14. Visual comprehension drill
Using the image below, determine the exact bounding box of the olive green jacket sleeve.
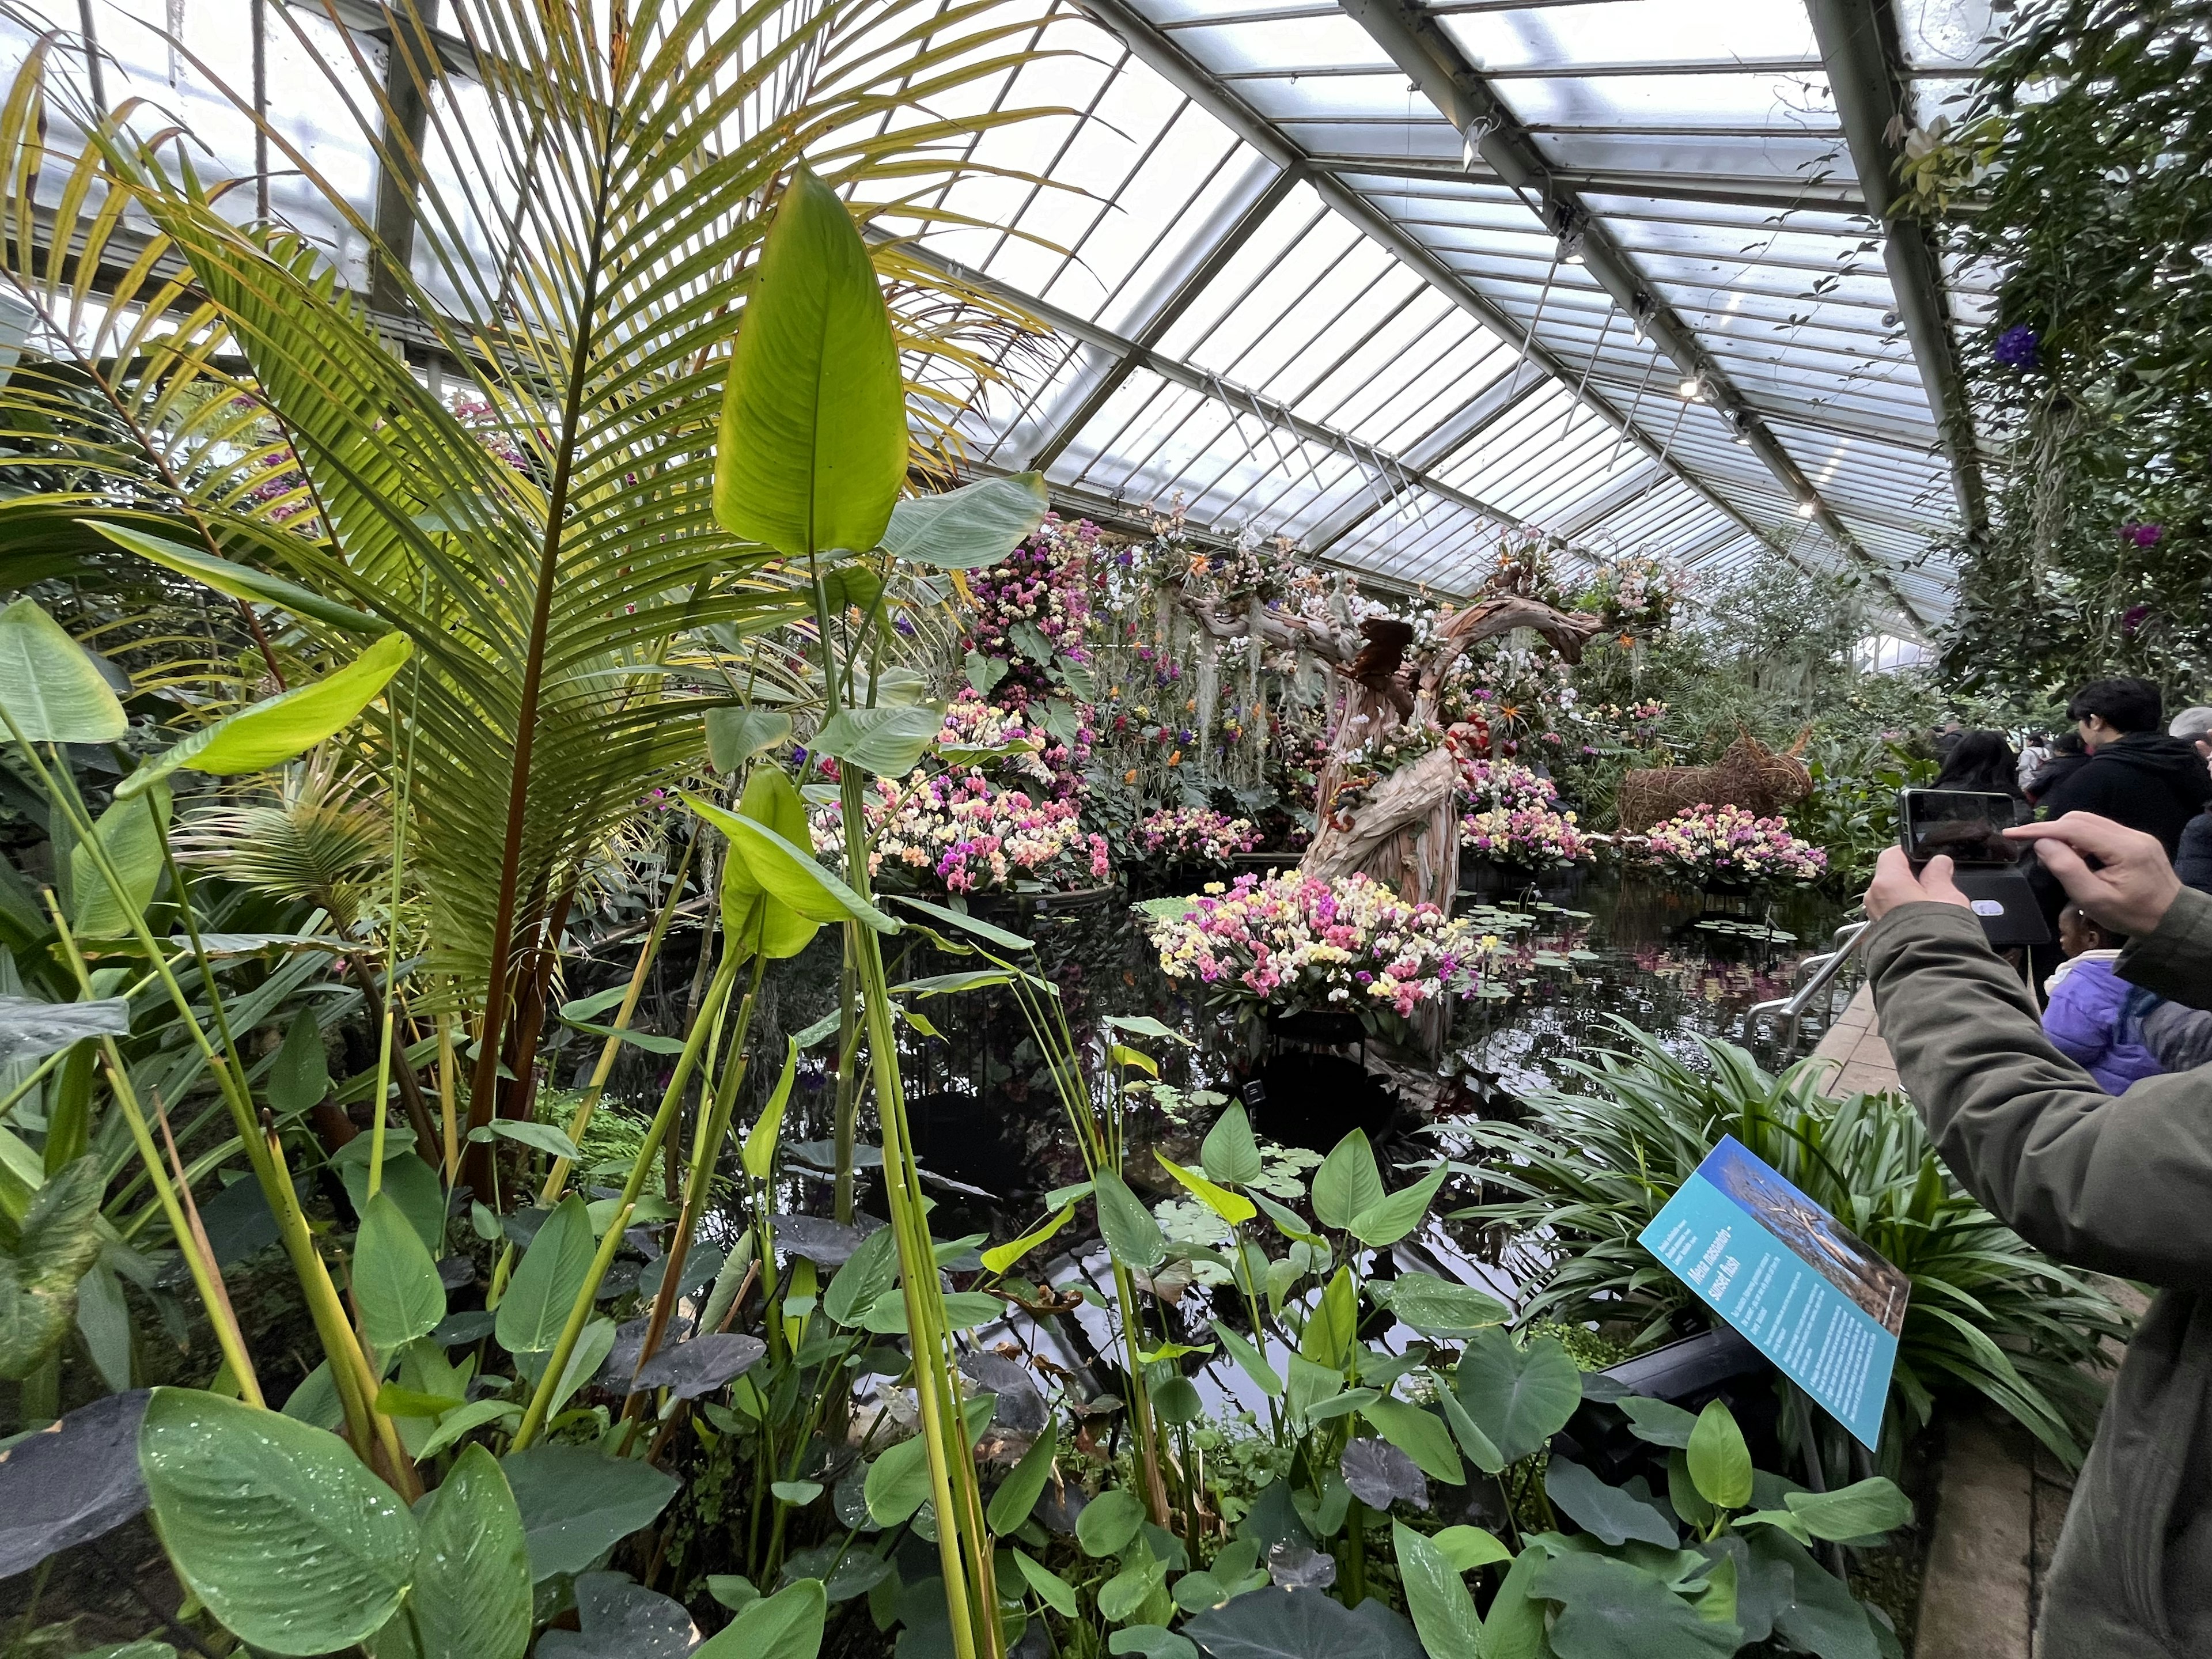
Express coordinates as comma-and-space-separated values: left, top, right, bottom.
1865, 893, 2212, 1286
2115, 882, 2212, 1011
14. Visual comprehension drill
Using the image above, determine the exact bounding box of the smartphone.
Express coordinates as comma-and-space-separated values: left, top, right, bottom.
1898, 789, 2021, 869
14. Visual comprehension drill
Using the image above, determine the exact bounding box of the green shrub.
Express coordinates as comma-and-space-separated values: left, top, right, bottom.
1465, 1022, 2130, 1468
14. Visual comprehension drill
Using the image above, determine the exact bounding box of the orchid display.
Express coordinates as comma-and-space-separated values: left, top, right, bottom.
1460, 804, 1595, 869
814, 769, 1111, 894
1147, 869, 1482, 1038
1624, 802, 1828, 887
1135, 806, 1263, 865
1456, 756, 1559, 813
963, 513, 1097, 706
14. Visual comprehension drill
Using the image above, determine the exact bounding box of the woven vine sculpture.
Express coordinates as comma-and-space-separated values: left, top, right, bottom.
1615, 729, 1812, 833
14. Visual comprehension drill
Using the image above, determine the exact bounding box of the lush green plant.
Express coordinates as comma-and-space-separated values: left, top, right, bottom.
1795, 744, 1936, 887
953, 1112, 1909, 1659
1912, 0, 2212, 698
1465, 1024, 2130, 1468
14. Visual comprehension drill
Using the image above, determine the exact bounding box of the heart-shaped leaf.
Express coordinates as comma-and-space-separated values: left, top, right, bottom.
631, 1333, 766, 1400
1341, 1438, 1428, 1512
1542, 1457, 1680, 1548
1452, 1328, 1582, 1465
1383, 1273, 1509, 1339
1619, 1396, 1699, 1449
1686, 1401, 1753, 1512
1359, 1397, 1463, 1486
537, 1571, 697, 1659
501, 1445, 680, 1582
1310, 1131, 1384, 1233
1199, 1103, 1263, 1187
707, 707, 794, 772
1093, 1168, 1168, 1272
1531, 1551, 1739, 1659
0, 1388, 148, 1579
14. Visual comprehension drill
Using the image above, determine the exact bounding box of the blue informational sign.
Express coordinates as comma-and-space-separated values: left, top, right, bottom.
1638, 1136, 1908, 1450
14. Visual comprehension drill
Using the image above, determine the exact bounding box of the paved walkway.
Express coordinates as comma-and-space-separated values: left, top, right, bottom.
1810, 983, 1900, 1096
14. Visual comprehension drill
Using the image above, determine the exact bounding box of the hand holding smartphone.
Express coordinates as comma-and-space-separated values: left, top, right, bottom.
1896, 789, 2050, 946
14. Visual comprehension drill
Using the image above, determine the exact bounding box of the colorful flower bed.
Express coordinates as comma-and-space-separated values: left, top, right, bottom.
1624, 803, 1828, 888
1460, 805, 1594, 869
1147, 869, 1479, 1037
1136, 806, 1263, 865
1456, 757, 1559, 813
814, 771, 1110, 895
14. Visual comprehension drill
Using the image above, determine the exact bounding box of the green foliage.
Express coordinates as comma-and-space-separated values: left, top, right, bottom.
1927, 0, 2212, 696
1468, 1022, 2131, 1465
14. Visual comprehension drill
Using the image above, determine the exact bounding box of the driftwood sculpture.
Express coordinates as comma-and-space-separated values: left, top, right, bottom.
1172, 581, 1601, 914
1614, 729, 1812, 834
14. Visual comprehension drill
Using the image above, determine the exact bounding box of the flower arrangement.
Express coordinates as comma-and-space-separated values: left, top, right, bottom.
1580, 551, 1688, 641
963, 514, 1096, 704
1456, 757, 1558, 813
935, 691, 1086, 799
1136, 806, 1263, 865
1460, 805, 1593, 869
1624, 803, 1828, 888
814, 771, 1110, 895
1147, 869, 1479, 1037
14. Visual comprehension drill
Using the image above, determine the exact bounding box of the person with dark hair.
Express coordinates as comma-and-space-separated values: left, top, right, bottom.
2034, 676, 2211, 854
2016, 730, 2054, 791
1932, 729, 2025, 803
2025, 728, 2090, 804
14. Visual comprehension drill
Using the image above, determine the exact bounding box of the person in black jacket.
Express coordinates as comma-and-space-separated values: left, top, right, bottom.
2035, 677, 2212, 855
2025, 729, 2090, 804
2168, 707, 2212, 894
1932, 729, 2026, 805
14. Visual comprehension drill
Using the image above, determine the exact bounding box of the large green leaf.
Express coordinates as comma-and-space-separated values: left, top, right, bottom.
1685, 1401, 1752, 1512
1199, 1103, 1263, 1187
500, 1445, 680, 1582
1075, 1486, 1145, 1558
862, 1435, 931, 1527
353, 1191, 446, 1350
714, 166, 906, 558
71, 783, 171, 941
1533, 1552, 1740, 1659
1209, 1317, 1283, 1397
0, 1155, 105, 1379
1777, 1478, 1911, 1543
1453, 1328, 1583, 1465
1180, 1585, 1423, 1659
1482, 1549, 1555, 1659
987, 1418, 1059, 1534
706, 767, 819, 960
1347, 1167, 1448, 1248
707, 707, 794, 772
1310, 1131, 1384, 1232
1093, 1168, 1168, 1272
1384, 1273, 1509, 1339
1361, 1397, 1464, 1485
0, 995, 131, 1067
406, 1444, 531, 1659
1392, 1521, 1483, 1659
0, 598, 126, 743
688, 794, 895, 932
692, 1578, 828, 1659
981, 1204, 1075, 1277
84, 523, 388, 635
116, 632, 413, 800
1541, 1459, 1679, 1548
821, 1225, 899, 1327
742, 1039, 800, 1179
881, 474, 1051, 568
493, 1194, 593, 1356
810, 705, 944, 777
139, 1388, 417, 1655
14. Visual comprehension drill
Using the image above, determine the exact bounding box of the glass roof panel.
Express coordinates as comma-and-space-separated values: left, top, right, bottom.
1437, 0, 1819, 71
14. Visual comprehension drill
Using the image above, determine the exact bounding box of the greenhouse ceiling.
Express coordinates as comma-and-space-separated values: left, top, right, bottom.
9, 0, 1999, 634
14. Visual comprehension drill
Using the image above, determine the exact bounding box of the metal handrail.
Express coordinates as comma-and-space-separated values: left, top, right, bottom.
1743, 920, 1870, 1056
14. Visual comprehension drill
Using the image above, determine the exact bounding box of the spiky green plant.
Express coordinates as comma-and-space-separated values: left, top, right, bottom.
1465, 1020, 2131, 1467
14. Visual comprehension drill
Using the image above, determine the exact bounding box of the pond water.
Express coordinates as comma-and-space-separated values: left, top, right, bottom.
700, 865, 1853, 1238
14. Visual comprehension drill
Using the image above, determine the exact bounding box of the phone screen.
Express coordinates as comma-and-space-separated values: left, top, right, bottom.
1900, 789, 2019, 867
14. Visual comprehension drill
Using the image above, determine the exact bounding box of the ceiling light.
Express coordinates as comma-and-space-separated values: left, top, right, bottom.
1678, 377, 1702, 400
1797, 498, 1819, 517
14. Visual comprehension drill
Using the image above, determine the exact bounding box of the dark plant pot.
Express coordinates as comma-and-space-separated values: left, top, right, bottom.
1263, 1006, 1369, 1049
1228, 850, 1300, 875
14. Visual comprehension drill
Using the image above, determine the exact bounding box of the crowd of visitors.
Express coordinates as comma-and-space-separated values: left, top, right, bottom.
1863, 675, 2212, 1658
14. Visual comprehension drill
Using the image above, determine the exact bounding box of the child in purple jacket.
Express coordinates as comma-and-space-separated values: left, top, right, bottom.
2043, 904, 2165, 1092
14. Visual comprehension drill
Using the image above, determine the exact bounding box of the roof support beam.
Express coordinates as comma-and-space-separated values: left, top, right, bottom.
1026, 157, 1305, 469
1335, 0, 1929, 630
893, 237, 1520, 532
1302, 365, 1545, 552
1805, 0, 1988, 535
1066, 0, 1869, 610
365, 2, 443, 319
